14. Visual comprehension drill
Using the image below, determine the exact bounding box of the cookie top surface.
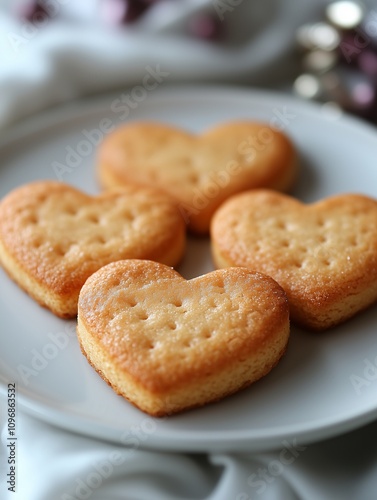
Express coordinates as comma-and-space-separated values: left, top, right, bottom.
0, 181, 185, 296
78, 259, 289, 393
211, 189, 377, 307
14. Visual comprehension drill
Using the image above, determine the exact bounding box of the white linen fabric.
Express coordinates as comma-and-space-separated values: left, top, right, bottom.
0, 0, 326, 129
1, 1, 377, 499
2, 413, 377, 500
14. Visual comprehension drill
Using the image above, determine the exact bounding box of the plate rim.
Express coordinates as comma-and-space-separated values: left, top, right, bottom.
2, 378, 377, 452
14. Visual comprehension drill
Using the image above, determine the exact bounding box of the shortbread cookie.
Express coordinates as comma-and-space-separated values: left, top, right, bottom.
211, 190, 377, 330
77, 260, 289, 416
98, 121, 297, 234
0, 181, 185, 318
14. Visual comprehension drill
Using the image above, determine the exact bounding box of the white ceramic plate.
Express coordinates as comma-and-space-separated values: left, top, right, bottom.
1, 86, 377, 452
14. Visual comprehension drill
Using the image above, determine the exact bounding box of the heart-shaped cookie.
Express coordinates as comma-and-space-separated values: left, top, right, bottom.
77, 260, 289, 416
98, 121, 297, 234
211, 189, 377, 330
0, 181, 185, 318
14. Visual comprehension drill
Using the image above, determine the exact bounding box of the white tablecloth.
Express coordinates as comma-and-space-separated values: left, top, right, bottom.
3, 413, 377, 500
1, 1, 377, 498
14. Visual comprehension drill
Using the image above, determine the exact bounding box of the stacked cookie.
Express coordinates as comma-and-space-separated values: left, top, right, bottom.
1, 120, 376, 416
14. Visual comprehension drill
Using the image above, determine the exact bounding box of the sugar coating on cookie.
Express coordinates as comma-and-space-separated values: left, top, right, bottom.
211, 189, 377, 330
0, 181, 186, 318
77, 260, 290, 416
98, 121, 297, 234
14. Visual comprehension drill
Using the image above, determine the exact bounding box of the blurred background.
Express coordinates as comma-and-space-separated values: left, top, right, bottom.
1, 0, 377, 129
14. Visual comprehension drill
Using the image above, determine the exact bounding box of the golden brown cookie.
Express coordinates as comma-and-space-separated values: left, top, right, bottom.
0, 181, 185, 318
77, 260, 290, 416
211, 189, 377, 330
98, 121, 297, 234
